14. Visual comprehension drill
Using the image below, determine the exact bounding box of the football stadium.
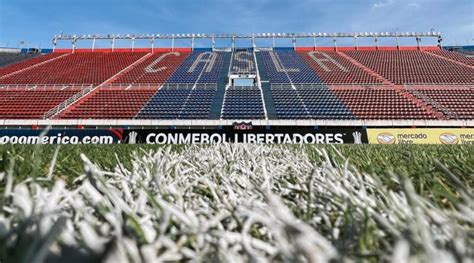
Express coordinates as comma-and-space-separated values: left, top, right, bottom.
0, 0, 473, 262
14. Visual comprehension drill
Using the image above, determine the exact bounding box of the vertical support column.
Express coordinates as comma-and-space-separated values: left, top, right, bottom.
131, 37, 135, 52
231, 36, 235, 51
416, 36, 421, 50
72, 38, 77, 53
396, 36, 400, 50
111, 38, 115, 52
292, 36, 296, 50
212, 35, 215, 49
92, 38, 96, 51
151, 37, 155, 52
333, 38, 338, 52
437, 35, 443, 49
171, 35, 175, 51
354, 36, 358, 50
313, 36, 317, 51
191, 35, 195, 51
252, 35, 255, 49
272, 36, 276, 48
52, 38, 57, 52
375, 37, 379, 50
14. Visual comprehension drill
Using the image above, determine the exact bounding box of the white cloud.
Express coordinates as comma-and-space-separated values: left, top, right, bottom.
372, 0, 395, 9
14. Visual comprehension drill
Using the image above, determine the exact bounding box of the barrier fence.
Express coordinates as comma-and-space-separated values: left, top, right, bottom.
0, 127, 472, 145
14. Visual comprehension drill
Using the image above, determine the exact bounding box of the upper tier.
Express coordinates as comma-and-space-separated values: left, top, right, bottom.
0, 48, 472, 85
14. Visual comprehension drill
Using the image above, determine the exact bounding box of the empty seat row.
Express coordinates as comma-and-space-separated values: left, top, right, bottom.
222, 86, 265, 119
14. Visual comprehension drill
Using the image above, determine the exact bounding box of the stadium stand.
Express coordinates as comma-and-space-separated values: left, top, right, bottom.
111, 52, 190, 85
0, 86, 81, 119
221, 86, 265, 119
0, 46, 472, 121
0, 52, 147, 85
136, 86, 216, 119
270, 86, 310, 119
0, 53, 64, 77
0, 52, 39, 68
407, 86, 474, 120
259, 51, 322, 84
295, 85, 355, 119
427, 50, 474, 66
298, 51, 383, 84
330, 86, 438, 119
167, 52, 226, 84
58, 87, 158, 119
230, 51, 256, 74
343, 50, 474, 84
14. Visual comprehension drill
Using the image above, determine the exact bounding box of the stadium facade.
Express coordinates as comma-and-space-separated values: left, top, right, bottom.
0, 32, 472, 144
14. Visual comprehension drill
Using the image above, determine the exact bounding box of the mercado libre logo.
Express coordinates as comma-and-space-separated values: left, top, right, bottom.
376, 132, 396, 144
439, 133, 459, 145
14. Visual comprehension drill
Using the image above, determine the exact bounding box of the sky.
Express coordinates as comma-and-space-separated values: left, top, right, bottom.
0, 0, 473, 49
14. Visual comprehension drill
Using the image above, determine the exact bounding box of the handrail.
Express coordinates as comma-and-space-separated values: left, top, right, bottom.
43, 85, 94, 119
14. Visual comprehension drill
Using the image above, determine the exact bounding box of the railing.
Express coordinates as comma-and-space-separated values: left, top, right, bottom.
161, 83, 218, 89
0, 84, 92, 90
43, 85, 94, 119
404, 84, 459, 120
101, 83, 161, 89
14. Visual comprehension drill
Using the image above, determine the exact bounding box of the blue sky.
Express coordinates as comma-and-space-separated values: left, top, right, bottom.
0, 0, 473, 49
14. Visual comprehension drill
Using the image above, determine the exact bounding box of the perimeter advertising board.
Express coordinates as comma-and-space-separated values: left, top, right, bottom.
0, 126, 367, 145
367, 128, 474, 145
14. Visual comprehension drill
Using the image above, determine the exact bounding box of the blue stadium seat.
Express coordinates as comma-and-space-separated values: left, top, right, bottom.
136, 86, 216, 119
166, 51, 226, 84
222, 86, 265, 119
259, 51, 322, 84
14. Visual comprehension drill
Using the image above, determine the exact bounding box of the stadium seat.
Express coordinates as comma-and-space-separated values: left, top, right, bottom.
258, 51, 322, 84
407, 86, 474, 120
221, 86, 265, 119
298, 51, 382, 84
0, 53, 64, 77
330, 86, 437, 120
0, 86, 81, 119
58, 87, 158, 119
230, 51, 257, 74
111, 52, 190, 85
0, 52, 147, 85
343, 50, 474, 84
166, 51, 227, 84
427, 50, 474, 66
136, 86, 216, 119
0, 52, 39, 68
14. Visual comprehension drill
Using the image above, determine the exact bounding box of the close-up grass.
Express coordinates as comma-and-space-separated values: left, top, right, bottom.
0, 144, 473, 262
